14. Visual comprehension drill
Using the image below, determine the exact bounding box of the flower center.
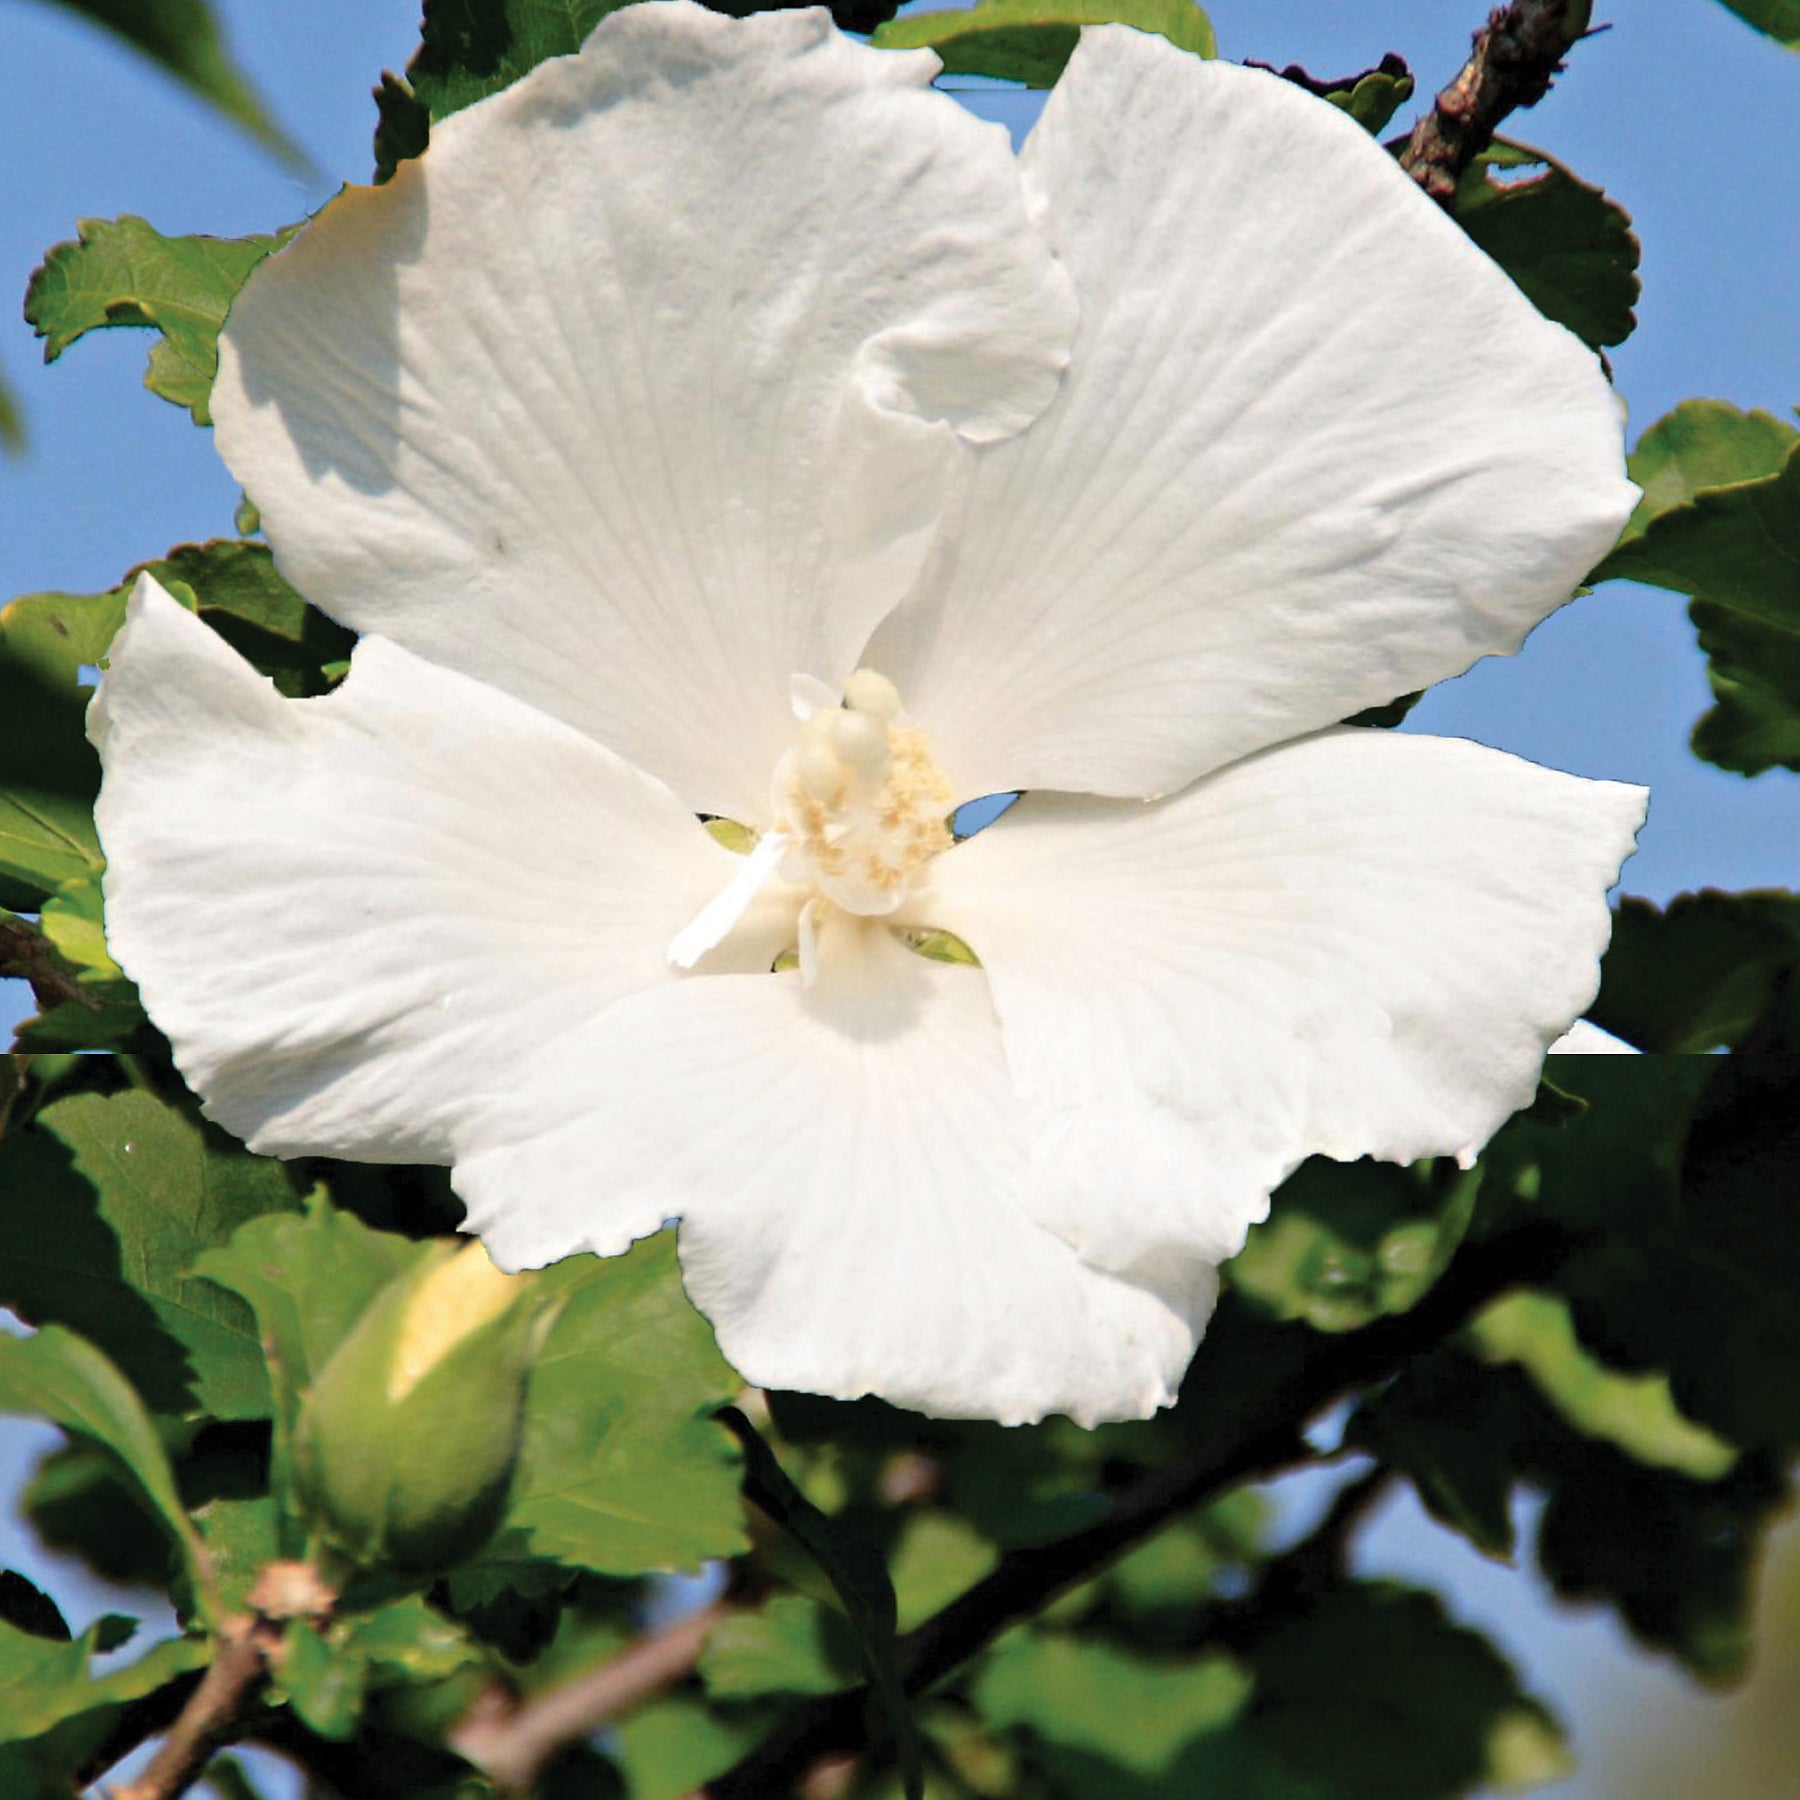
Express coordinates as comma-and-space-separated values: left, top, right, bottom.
771, 668, 954, 917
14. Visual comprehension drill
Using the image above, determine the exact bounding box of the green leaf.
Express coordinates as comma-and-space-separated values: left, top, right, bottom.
612, 1692, 766, 1800
194, 1194, 431, 1550
699, 1593, 862, 1698
0, 1615, 206, 1750
1596, 440, 1800, 620
372, 0, 633, 179
1467, 1291, 1735, 1482
1453, 140, 1639, 350
11, 875, 149, 1052
373, 2, 932, 178
25, 217, 294, 424
279, 1619, 367, 1740
872, 0, 1214, 86
1592, 422, 1800, 774
1609, 399, 1797, 549
1239, 1582, 1557, 1800
501, 1236, 747, 1576
1249, 54, 1414, 136
724, 1405, 923, 1798
1228, 1156, 1477, 1333
0, 1088, 301, 1418
0, 1327, 214, 1619
973, 1633, 1250, 1775
1356, 1351, 1789, 1681
1689, 595, 1800, 776
1593, 889, 1800, 1052
1716, 0, 1800, 48
0, 534, 343, 907
46, 1, 304, 161
0, 598, 107, 909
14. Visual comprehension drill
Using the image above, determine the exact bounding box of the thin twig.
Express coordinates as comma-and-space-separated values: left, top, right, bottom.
0, 914, 95, 1016
1398, 1, 1594, 205
701, 1219, 1576, 1797
450, 1598, 732, 1794
110, 1616, 284, 1800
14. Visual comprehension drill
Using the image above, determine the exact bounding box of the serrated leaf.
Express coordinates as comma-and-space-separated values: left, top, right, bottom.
873, 0, 1213, 86
47, 1, 303, 161
501, 1235, 746, 1575
973, 1633, 1250, 1774
1610, 399, 1797, 549
1356, 1351, 1789, 1681
1717, 0, 1800, 47
699, 1593, 861, 1698
0, 1614, 206, 1754
0, 1327, 213, 1619
194, 1196, 431, 1548
1454, 140, 1638, 350
1251, 54, 1414, 135
0, 1089, 300, 1418
25, 217, 293, 424
1596, 440, 1800, 620
372, 0, 634, 179
1594, 889, 1800, 1052
1593, 428, 1800, 774
1688, 595, 1800, 776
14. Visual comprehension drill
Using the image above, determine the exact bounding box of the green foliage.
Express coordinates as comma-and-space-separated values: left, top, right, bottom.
501, 1238, 748, 1575
1251, 54, 1415, 135
9, 876, 149, 1051
726, 1406, 924, 1794
0, 1087, 300, 1418
0, 1327, 215, 1620
872, 0, 1214, 86
1230, 1156, 1478, 1332
42, 0, 303, 161
699, 1592, 862, 1697
1595, 413, 1800, 774
1611, 399, 1798, 547
9, 5, 1800, 1795
1716, 0, 1800, 48
0, 538, 349, 917
1454, 140, 1639, 350
25, 217, 293, 425
1594, 889, 1800, 1051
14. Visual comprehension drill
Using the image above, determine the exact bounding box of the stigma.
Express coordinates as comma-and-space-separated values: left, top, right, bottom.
772, 668, 954, 916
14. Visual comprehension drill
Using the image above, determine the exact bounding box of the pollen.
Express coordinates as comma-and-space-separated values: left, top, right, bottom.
772, 668, 954, 916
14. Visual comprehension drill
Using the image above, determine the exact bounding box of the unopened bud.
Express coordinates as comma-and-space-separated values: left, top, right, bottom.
294, 1242, 551, 1572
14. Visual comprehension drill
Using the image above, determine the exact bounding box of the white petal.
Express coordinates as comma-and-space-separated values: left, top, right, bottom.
909, 729, 1646, 1270
868, 31, 1635, 802
1548, 1020, 1640, 1054
212, 1, 1074, 824
90, 574, 786, 1162
456, 913, 1214, 1426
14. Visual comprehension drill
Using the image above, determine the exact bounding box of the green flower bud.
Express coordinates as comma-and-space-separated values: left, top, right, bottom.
293, 1241, 550, 1573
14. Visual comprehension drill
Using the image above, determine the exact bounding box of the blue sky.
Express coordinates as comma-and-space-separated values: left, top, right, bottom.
1, 3, 1797, 1794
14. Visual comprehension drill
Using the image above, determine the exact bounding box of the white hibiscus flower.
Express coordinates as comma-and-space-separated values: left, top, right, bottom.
89, 2, 1644, 1426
